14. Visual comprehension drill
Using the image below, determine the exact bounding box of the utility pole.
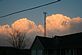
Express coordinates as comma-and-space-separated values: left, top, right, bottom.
43, 12, 47, 37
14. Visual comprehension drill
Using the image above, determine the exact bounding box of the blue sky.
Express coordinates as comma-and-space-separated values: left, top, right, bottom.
0, 0, 82, 25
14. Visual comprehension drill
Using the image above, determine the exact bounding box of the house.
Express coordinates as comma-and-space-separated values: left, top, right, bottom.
31, 32, 82, 55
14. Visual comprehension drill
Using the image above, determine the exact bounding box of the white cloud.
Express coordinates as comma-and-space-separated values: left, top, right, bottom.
0, 14, 82, 48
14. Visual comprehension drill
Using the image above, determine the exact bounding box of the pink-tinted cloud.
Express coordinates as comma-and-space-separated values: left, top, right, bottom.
46, 14, 71, 36
0, 14, 82, 48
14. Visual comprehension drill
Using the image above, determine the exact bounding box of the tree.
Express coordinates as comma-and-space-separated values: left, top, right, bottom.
8, 28, 26, 49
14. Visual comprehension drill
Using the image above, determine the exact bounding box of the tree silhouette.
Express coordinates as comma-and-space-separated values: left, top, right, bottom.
8, 28, 26, 49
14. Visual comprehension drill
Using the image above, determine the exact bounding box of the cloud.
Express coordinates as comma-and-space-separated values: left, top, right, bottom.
0, 14, 82, 48
12, 18, 36, 32
12, 18, 44, 37
46, 14, 71, 36
0, 24, 11, 36
11, 18, 44, 48
69, 17, 82, 34
45, 14, 82, 36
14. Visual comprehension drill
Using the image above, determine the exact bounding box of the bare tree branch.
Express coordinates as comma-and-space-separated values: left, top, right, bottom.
7, 28, 26, 49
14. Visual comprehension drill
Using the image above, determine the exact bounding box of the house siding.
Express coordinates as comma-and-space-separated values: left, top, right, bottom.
31, 37, 44, 55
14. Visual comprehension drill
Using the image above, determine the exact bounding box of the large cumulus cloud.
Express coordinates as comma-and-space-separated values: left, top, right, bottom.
46, 14, 82, 36
0, 14, 82, 48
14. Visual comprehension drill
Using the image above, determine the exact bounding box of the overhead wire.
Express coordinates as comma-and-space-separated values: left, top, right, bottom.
0, 0, 60, 18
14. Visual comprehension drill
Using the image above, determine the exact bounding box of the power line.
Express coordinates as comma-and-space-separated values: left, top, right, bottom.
0, 0, 61, 18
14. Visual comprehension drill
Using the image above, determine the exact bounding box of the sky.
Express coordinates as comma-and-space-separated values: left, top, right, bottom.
0, 0, 82, 25
0, 0, 82, 48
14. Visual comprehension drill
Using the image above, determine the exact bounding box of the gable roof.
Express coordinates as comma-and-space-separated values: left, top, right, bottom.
31, 36, 61, 49
31, 32, 82, 49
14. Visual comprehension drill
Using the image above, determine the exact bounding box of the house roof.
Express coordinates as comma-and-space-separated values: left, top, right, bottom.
36, 36, 61, 49
31, 32, 82, 49
60, 32, 82, 48
55, 32, 82, 39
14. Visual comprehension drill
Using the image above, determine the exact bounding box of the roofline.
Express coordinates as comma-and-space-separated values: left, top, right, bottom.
30, 36, 43, 49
